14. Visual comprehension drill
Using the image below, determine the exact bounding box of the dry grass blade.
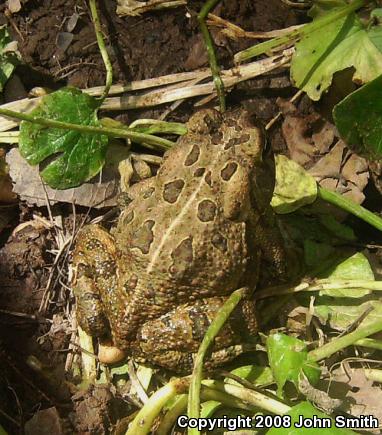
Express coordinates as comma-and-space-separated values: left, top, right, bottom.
0, 50, 293, 132
104, 49, 293, 110
116, 0, 187, 16
207, 13, 303, 40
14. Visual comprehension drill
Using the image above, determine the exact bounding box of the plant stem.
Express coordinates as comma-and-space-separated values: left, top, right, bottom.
308, 317, 382, 362
318, 186, 382, 232
157, 394, 188, 435
364, 369, 382, 383
234, 0, 365, 63
89, 0, 113, 100
0, 107, 173, 151
207, 380, 291, 415
355, 338, 382, 351
187, 287, 247, 435
126, 378, 190, 435
255, 279, 382, 300
198, 0, 226, 112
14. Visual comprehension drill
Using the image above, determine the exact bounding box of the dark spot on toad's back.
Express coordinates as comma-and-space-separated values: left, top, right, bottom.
221, 162, 238, 181
163, 179, 185, 203
184, 145, 200, 166
197, 200, 217, 222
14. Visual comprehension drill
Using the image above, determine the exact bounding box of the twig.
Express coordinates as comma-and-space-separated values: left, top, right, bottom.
265, 89, 303, 130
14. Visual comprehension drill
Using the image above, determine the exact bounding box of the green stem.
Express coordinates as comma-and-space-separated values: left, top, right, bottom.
308, 317, 382, 362
364, 369, 382, 383
234, 0, 365, 63
157, 394, 188, 435
89, 0, 113, 100
198, 0, 226, 112
0, 107, 173, 151
201, 384, 254, 411
206, 380, 291, 415
255, 279, 382, 300
318, 186, 382, 232
126, 378, 190, 435
355, 338, 382, 351
187, 287, 247, 435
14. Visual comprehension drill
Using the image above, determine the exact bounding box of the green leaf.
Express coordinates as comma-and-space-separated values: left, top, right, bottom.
315, 297, 382, 331
267, 401, 357, 434
271, 155, 317, 214
0, 25, 20, 93
291, 8, 382, 100
317, 213, 355, 241
333, 73, 382, 159
319, 252, 374, 296
304, 240, 335, 268
200, 401, 221, 418
308, 0, 347, 17
267, 333, 321, 396
19, 87, 109, 189
313, 253, 380, 330
227, 365, 274, 387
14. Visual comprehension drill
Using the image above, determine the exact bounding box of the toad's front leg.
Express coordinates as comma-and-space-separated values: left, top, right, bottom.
72, 224, 129, 360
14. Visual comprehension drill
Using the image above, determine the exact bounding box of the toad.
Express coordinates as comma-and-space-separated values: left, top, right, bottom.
72, 109, 287, 372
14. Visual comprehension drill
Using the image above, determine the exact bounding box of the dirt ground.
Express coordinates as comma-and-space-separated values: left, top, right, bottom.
1, 1, 380, 434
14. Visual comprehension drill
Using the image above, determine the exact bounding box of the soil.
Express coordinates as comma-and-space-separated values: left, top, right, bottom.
1, 1, 380, 434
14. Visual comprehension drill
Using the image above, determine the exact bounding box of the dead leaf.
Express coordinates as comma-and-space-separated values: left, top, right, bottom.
184, 35, 208, 70
0, 148, 17, 203
309, 140, 368, 205
116, 0, 186, 16
25, 407, 65, 435
326, 364, 382, 432
281, 113, 320, 166
6, 144, 130, 208
369, 161, 382, 196
281, 108, 369, 206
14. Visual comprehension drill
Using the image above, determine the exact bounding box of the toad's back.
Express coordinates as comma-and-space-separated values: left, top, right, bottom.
113, 109, 264, 308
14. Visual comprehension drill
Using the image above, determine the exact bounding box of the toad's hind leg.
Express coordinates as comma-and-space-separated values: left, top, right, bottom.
72, 224, 120, 341
133, 296, 258, 373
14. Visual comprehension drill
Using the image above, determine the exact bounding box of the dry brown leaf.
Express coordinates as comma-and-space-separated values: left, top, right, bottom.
326, 364, 382, 432
25, 407, 65, 435
369, 161, 382, 196
309, 140, 368, 205
116, 0, 186, 16
281, 111, 369, 205
6, 145, 130, 208
0, 148, 17, 203
184, 35, 209, 70
281, 114, 320, 166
